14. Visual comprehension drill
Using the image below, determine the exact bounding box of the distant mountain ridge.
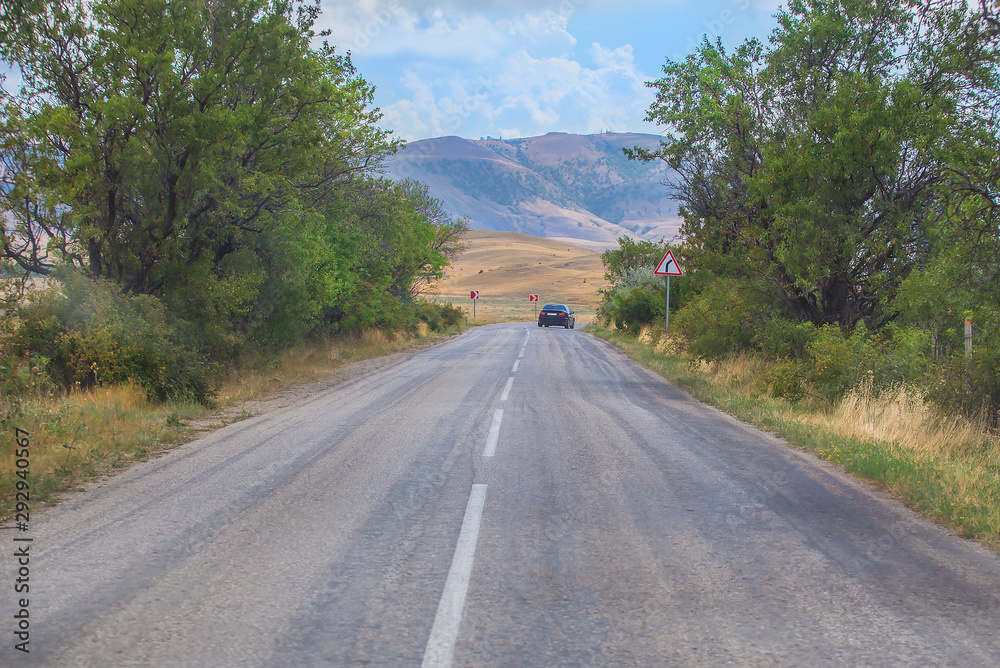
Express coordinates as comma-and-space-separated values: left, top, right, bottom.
384, 132, 681, 251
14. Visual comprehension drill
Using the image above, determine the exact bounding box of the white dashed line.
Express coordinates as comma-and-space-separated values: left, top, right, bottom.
482, 409, 503, 457
500, 377, 514, 401
422, 484, 488, 668
512, 360, 520, 373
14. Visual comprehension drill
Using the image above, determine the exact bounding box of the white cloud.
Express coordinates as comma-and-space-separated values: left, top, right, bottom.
318, 0, 579, 61
590, 43, 634, 70
379, 38, 657, 141
324, 1, 670, 140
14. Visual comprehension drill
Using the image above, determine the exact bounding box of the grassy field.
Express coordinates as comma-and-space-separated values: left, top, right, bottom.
592, 327, 1000, 551
426, 230, 608, 323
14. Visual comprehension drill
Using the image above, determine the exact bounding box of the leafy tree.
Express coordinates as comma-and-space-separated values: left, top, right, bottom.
630, 0, 994, 329
1, 0, 470, 388
0, 0, 395, 302
600, 235, 670, 284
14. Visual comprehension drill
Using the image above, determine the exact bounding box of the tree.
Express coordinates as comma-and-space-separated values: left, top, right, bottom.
630, 0, 991, 329
0, 0, 395, 300
600, 235, 669, 285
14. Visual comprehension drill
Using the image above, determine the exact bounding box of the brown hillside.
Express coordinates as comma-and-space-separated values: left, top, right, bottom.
385, 133, 682, 249
426, 230, 608, 323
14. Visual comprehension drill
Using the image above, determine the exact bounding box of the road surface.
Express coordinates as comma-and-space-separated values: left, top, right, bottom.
4, 323, 1000, 666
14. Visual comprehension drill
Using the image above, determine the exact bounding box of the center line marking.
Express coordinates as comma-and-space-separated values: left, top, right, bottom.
518, 348, 525, 358
511, 360, 520, 373
500, 377, 514, 401
422, 484, 488, 668
482, 409, 503, 457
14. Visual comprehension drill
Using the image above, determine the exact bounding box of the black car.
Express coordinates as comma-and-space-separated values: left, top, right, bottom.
538, 303, 575, 329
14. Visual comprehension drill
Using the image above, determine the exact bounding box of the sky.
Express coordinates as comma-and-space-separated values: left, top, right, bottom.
316, 0, 785, 141
0, 1, 785, 143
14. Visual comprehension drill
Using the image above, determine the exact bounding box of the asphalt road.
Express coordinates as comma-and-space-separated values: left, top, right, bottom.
4, 322, 1000, 666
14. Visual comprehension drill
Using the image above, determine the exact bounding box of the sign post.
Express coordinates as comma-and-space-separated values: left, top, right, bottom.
470, 290, 479, 320
529, 294, 538, 319
653, 250, 683, 332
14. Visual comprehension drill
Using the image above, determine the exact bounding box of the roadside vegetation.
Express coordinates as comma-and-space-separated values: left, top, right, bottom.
597, 0, 1000, 547
0, 0, 468, 517
593, 329, 1000, 549
0, 323, 466, 520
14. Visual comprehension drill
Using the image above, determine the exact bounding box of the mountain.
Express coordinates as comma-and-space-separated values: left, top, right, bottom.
384, 132, 681, 251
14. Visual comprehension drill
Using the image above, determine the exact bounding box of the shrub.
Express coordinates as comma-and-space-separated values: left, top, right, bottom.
670, 278, 767, 360
885, 324, 934, 383
803, 325, 895, 403
927, 347, 1000, 427
415, 301, 464, 332
10, 273, 213, 403
753, 316, 817, 360
599, 285, 664, 335
757, 360, 808, 403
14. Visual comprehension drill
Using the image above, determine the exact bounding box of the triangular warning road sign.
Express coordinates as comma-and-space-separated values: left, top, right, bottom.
654, 249, 683, 276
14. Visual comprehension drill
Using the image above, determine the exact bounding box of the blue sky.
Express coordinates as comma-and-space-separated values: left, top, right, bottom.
316, 0, 784, 141
1, 1, 784, 142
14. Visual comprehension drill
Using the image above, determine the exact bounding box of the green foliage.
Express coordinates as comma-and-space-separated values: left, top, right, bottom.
670, 278, 769, 360
885, 325, 934, 382
601, 235, 669, 285
0, 353, 58, 404
10, 273, 212, 403
1, 0, 467, 341
597, 237, 699, 337
599, 286, 665, 335
415, 301, 465, 333
626, 0, 999, 424
803, 325, 895, 403
928, 347, 1000, 426
752, 316, 816, 360
757, 361, 808, 403
0, 0, 471, 389
632, 0, 998, 330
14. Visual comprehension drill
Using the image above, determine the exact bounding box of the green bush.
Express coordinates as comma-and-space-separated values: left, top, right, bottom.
803, 325, 895, 403
753, 316, 817, 360
0, 353, 58, 412
885, 324, 934, 382
415, 301, 464, 332
599, 285, 664, 335
670, 278, 767, 360
757, 360, 808, 403
926, 346, 1000, 427
10, 273, 213, 403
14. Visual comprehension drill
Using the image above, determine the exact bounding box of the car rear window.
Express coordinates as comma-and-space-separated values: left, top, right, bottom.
542, 304, 562, 310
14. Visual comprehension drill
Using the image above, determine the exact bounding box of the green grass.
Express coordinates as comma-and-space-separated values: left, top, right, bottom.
592, 327, 1000, 550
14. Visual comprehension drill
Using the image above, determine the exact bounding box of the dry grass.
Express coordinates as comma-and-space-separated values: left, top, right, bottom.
594, 327, 1000, 549
0, 327, 461, 520
829, 383, 991, 455
428, 230, 607, 323
638, 333, 995, 458
214, 329, 440, 406
0, 384, 199, 512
